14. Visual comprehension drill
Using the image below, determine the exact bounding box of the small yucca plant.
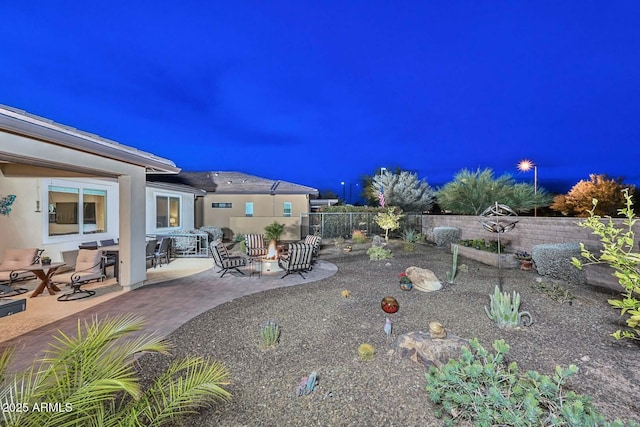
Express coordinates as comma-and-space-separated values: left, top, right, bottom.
0, 314, 230, 427
260, 320, 281, 348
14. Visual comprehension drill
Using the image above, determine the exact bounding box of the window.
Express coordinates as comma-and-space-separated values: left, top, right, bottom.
245, 202, 254, 217
283, 202, 292, 217
48, 185, 107, 236
156, 195, 181, 228
212, 202, 232, 208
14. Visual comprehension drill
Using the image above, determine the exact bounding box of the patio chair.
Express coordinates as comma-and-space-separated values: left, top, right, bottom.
145, 239, 158, 268
244, 234, 268, 257
210, 241, 247, 278
79, 241, 98, 250
300, 235, 322, 258
99, 240, 117, 276
0, 248, 41, 298
278, 243, 314, 279
154, 237, 171, 267
54, 249, 105, 301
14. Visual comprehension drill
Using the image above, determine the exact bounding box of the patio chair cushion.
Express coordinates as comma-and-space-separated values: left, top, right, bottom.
53, 249, 104, 285
279, 243, 314, 278
245, 234, 267, 257
0, 248, 39, 284
0, 248, 39, 271
302, 235, 322, 256
210, 241, 247, 277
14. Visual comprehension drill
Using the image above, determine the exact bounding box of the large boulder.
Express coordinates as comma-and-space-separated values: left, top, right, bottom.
393, 331, 468, 368
406, 266, 442, 292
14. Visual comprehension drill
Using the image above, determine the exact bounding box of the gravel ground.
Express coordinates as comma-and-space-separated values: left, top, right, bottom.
138, 242, 639, 426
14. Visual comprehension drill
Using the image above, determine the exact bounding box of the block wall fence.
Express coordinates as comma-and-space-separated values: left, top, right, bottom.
421, 215, 640, 290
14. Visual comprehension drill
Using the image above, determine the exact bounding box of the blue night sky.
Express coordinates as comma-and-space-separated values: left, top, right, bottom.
1, 1, 639, 197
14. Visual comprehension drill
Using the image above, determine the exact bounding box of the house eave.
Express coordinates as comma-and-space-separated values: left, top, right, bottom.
0, 105, 180, 174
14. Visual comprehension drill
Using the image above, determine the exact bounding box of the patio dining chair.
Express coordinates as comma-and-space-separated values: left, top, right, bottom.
54, 249, 105, 301
244, 234, 268, 257
210, 241, 247, 277
154, 237, 171, 267
145, 239, 158, 268
99, 239, 117, 276
0, 248, 41, 298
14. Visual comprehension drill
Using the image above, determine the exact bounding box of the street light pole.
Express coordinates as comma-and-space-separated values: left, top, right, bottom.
518, 159, 538, 217
341, 181, 345, 203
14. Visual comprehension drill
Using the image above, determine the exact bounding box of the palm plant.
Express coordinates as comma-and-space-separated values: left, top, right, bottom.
0, 314, 230, 427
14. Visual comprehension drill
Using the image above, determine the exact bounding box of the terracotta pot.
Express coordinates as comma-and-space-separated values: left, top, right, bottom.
519, 260, 534, 271
381, 296, 399, 313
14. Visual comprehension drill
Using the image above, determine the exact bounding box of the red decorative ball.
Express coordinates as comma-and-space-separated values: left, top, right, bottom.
381, 296, 399, 314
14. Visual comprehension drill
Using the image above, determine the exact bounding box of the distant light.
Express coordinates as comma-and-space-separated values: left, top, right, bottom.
518, 159, 535, 172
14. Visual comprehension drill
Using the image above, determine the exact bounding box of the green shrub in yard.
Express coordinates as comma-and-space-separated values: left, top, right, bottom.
351, 229, 367, 244
572, 188, 640, 341
367, 246, 393, 260
426, 338, 637, 427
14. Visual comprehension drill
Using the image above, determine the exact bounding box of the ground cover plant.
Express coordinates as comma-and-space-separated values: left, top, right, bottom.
136, 243, 639, 426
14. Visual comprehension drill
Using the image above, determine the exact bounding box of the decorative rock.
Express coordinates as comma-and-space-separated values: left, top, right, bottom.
429, 321, 446, 339
393, 331, 468, 368
405, 266, 442, 292
372, 235, 385, 247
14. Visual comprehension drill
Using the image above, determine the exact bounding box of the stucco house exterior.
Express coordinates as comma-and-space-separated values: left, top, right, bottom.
149, 171, 319, 240
0, 105, 182, 290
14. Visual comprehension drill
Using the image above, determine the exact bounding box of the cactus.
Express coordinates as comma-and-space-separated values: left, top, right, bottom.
295, 371, 318, 396
484, 285, 533, 329
445, 244, 459, 284
358, 343, 375, 361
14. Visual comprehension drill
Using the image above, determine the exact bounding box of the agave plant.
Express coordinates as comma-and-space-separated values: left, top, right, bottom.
0, 314, 230, 427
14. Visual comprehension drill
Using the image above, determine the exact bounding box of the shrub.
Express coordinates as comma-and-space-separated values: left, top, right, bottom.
0, 314, 230, 427
572, 189, 640, 340
351, 229, 367, 243
357, 343, 375, 361
367, 246, 393, 260
432, 227, 461, 247
533, 242, 586, 284
426, 338, 630, 426
200, 226, 224, 241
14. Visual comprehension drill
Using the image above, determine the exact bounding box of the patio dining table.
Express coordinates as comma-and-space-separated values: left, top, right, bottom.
21, 262, 66, 298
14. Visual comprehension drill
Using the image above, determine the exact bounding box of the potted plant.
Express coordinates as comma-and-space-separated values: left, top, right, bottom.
40, 255, 51, 265
514, 251, 534, 270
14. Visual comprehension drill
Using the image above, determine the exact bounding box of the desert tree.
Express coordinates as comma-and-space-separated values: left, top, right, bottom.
369, 170, 436, 212
551, 174, 636, 217
436, 168, 552, 215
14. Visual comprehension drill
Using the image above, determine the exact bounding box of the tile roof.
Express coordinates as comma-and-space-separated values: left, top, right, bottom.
148, 171, 319, 196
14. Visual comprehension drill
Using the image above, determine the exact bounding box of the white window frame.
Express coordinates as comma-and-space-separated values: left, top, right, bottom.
43, 179, 112, 244
155, 192, 182, 229
283, 202, 292, 217
245, 202, 254, 217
